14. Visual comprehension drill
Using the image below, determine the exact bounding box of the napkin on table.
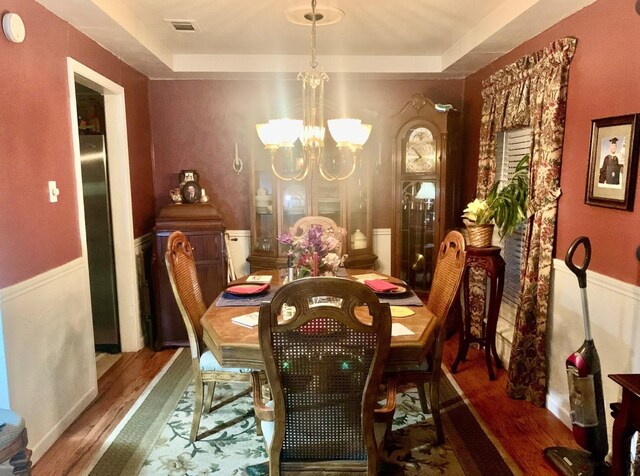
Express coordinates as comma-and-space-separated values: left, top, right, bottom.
364, 279, 398, 292
225, 283, 269, 295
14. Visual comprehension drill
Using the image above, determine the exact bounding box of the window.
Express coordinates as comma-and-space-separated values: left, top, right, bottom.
495, 128, 531, 324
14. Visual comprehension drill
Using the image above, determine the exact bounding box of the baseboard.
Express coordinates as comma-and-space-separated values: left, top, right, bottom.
546, 392, 571, 428
495, 328, 513, 369
31, 386, 98, 463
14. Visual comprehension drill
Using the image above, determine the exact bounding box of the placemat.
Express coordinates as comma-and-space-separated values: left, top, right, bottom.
215, 286, 280, 307
377, 290, 424, 306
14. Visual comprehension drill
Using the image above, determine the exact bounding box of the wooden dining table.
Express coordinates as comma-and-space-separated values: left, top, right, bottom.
201, 269, 438, 372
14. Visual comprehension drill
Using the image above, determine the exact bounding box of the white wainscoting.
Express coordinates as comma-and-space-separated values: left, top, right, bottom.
226, 230, 251, 279
372, 228, 391, 275
0, 258, 97, 462
548, 258, 640, 441
225, 229, 392, 277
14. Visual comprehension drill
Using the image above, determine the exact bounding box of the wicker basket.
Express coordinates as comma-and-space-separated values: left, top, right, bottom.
466, 224, 494, 247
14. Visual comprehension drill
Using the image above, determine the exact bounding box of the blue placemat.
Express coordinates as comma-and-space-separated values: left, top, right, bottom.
215, 286, 280, 307
377, 290, 424, 306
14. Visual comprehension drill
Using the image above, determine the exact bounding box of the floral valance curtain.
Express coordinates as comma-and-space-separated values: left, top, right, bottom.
476, 37, 577, 406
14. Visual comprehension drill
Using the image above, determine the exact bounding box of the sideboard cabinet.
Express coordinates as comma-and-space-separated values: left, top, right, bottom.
152, 203, 227, 348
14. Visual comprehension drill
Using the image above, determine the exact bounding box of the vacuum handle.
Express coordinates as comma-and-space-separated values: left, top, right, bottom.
565, 236, 591, 288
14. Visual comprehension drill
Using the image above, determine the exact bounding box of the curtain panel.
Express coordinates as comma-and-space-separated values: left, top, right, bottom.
475, 37, 577, 406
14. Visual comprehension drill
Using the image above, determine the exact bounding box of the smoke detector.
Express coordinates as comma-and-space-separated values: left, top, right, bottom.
164, 19, 199, 32
3, 13, 26, 43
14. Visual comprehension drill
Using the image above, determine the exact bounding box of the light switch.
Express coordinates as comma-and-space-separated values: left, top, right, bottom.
48, 181, 60, 203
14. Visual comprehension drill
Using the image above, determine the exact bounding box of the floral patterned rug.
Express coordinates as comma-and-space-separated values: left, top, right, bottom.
89, 349, 518, 475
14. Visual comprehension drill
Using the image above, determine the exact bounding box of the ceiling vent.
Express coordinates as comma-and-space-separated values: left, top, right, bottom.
165, 19, 198, 32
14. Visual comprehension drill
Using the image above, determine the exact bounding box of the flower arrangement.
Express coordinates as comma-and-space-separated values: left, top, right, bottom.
277, 224, 346, 277
462, 154, 530, 240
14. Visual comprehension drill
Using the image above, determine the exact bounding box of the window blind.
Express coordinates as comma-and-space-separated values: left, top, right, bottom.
495, 128, 531, 325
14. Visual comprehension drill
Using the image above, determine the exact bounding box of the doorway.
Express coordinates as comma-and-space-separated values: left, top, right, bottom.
66, 58, 143, 355
75, 84, 120, 353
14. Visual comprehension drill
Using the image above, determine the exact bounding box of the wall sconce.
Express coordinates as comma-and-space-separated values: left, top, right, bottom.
232, 143, 243, 175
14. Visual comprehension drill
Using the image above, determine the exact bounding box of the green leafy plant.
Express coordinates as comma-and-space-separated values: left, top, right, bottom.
462, 154, 529, 239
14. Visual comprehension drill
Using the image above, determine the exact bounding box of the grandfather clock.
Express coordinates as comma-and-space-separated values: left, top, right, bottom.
391, 94, 461, 295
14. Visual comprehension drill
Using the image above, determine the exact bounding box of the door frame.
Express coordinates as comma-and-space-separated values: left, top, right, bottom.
66, 58, 143, 352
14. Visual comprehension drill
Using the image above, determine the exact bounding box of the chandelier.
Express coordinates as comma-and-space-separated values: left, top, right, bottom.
256, 0, 372, 181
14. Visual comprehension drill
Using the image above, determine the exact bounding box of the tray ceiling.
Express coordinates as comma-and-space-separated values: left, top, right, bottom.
35, 0, 596, 79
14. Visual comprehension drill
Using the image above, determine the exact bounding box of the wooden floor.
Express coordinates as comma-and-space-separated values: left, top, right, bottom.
33, 339, 574, 475
442, 334, 575, 475
33, 348, 177, 476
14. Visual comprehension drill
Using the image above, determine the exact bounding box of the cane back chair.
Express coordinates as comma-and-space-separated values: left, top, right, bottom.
251, 277, 397, 475
385, 230, 466, 445
290, 216, 346, 257
165, 231, 264, 442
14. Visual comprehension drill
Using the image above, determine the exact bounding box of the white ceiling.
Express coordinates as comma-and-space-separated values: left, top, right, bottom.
35, 0, 595, 79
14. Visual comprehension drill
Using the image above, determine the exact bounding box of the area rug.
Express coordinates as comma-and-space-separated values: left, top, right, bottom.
88, 349, 519, 475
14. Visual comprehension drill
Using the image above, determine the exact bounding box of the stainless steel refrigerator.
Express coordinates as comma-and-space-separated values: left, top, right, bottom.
80, 135, 120, 353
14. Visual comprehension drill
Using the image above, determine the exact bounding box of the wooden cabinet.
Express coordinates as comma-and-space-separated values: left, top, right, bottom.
247, 148, 377, 271
391, 94, 461, 295
152, 203, 227, 348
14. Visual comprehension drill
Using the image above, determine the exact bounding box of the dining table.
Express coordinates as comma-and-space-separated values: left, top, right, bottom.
201, 269, 438, 372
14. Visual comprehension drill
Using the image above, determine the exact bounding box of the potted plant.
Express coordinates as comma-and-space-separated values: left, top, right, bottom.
462, 154, 529, 247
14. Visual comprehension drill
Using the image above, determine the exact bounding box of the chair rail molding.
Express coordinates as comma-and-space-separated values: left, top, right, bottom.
230, 228, 391, 277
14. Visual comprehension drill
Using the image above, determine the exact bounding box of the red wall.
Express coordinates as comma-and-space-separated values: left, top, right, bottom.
0, 0, 155, 288
149, 78, 463, 230
462, 0, 640, 286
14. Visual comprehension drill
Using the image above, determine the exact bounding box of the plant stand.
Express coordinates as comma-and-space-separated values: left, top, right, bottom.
451, 246, 505, 381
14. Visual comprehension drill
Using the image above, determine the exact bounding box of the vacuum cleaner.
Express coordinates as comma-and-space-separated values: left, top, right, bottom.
544, 236, 609, 475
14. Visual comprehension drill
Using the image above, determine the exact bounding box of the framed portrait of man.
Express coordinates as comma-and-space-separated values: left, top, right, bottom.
585, 114, 639, 210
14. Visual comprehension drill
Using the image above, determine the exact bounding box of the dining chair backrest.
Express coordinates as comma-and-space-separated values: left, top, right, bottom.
165, 231, 207, 359
290, 216, 346, 256
427, 230, 467, 331
258, 277, 391, 474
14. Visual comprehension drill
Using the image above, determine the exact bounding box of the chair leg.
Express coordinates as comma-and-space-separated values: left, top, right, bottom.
253, 382, 264, 437
191, 375, 205, 442
430, 377, 444, 445
203, 381, 216, 414
416, 382, 429, 413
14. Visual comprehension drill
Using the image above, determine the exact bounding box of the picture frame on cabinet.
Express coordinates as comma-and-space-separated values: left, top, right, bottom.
585, 114, 639, 211
181, 180, 202, 204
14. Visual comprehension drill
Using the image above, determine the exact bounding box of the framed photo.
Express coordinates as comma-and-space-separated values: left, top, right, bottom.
181, 180, 202, 204
585, 114, 639, 210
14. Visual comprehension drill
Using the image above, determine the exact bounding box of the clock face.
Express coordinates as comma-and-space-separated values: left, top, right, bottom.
405, 127, 436, 173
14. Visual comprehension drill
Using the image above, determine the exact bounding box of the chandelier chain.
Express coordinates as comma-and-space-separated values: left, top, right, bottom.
310, 0, 318, 69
